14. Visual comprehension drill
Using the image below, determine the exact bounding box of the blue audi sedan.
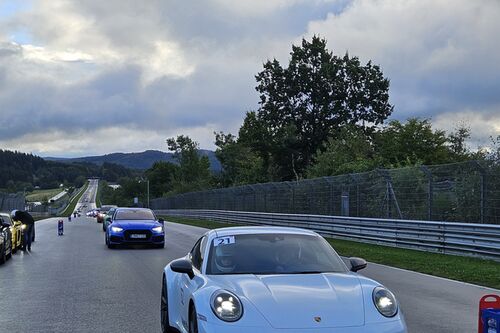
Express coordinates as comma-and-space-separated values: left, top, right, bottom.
105, 208, 165, 249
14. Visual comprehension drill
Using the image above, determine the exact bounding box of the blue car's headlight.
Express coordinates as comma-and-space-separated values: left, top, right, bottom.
110, 226, 123, 233
152, 226, 163, 233
210, 290, 243, 322
373, 287, 398, 317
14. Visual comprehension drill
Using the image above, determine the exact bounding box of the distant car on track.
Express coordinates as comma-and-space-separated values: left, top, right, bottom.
105, 208, 165, 249
96, 205, 117, 223
161, 226, 407, 333
102, 207, 118, 232
0, 214, 13, 264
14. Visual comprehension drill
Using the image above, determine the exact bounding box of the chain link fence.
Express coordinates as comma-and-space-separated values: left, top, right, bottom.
151, 160, 500, 224
0, 192, 25, 213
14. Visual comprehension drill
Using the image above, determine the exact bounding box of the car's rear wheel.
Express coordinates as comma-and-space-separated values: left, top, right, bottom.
161, 276, 177, 333
189, 304, 199, 333
6, 235, 12, 259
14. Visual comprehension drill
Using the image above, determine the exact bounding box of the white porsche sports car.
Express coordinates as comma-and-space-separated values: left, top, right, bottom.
161, 226, 407, 333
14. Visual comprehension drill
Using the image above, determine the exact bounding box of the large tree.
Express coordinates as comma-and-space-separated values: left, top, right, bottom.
166, 135, 212, 193
251, 36, 393, 180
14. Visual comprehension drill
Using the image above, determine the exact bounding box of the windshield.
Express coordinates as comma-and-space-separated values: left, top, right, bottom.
114, 210, 155, 221
206, 233, 347, 275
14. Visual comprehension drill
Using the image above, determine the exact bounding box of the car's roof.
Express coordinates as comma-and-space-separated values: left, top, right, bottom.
212, 226, 318, 237
115, 207, 152, 211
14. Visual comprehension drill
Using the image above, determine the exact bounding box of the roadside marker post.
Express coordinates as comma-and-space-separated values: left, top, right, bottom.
58, 219, 64, 236
479, 294, 500, 333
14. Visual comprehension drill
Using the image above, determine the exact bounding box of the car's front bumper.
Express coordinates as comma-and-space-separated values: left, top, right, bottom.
108, 230, 164, 245
197, 320, 407, 333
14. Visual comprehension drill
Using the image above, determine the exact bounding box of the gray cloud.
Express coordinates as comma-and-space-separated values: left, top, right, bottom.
0, 0, 499, 156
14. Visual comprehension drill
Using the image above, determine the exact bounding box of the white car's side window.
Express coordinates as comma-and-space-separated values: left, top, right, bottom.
191, 236, 207, 271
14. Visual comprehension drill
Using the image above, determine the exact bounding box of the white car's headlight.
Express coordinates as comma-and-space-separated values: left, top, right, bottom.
152, 226, 163, 233
373, 287, 398, 317
110, 226, 123, 233
210, 290, 243, 322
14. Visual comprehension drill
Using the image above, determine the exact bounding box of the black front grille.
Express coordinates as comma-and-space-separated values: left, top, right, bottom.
124, 230, 152, 241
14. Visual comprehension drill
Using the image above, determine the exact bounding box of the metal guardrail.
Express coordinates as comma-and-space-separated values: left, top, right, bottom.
156, 209, 500, 261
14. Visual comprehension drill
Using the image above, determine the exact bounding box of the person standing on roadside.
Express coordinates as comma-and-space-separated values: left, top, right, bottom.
11, 210, 35, 252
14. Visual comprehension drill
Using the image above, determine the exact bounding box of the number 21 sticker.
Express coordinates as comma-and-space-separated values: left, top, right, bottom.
214, 236, 235, 247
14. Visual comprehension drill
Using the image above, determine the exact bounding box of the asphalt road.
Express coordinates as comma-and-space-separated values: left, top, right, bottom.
0, 182, 498, 332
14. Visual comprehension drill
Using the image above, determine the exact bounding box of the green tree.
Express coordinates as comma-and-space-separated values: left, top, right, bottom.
214, 131, 267, 186
252, 36, 393, 180
447, 124, 473, 161
144, 161, 178, 198
375, 118, 450, 166
166, 135, 212, 193
307, 126, 379, 177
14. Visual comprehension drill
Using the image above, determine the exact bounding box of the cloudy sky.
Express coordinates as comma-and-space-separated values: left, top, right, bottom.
0, 0, 499, 157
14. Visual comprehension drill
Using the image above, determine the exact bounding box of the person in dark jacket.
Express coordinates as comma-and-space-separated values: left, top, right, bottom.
11, 210, 35, 251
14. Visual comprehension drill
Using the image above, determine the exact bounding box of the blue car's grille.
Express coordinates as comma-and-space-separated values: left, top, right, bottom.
124, 230, 152, 241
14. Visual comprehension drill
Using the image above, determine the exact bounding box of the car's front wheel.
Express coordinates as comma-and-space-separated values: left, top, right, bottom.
161, 276, 177, 333
0, 242, 6, 264
189, 304, 199, 333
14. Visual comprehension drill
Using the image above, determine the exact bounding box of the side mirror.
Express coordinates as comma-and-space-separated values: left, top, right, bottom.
158, 218, 165, 225
349, 257, 367, 272
170, 259, 194, 279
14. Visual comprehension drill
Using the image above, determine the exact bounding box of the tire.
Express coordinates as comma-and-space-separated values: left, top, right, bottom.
161, 276, 177, 333
0, 242, 6, 265
156, 243, 165, 249
189, 304, 199, 333
7, 234, 12, 259
107, 243, 115, 249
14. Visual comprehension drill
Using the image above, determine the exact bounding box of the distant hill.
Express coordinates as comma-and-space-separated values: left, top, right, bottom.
46, 150, 222, 172
0, 149, 135, 191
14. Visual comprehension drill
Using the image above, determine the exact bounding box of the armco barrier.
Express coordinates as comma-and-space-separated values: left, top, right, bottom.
156, 209, 500, 261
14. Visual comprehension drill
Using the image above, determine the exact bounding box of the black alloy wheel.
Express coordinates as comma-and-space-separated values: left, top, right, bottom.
189, 304, 199, 333
0, 242, 6, 264
6, 234, 12, 259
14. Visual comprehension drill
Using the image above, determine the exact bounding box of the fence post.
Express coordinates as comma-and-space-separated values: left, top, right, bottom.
377, 169, 403, 219
349, 174, 360, 217
420, 165, 433, 221
474, 161, 486, 224
323, 177, 334, 216
284, 182, 295, 214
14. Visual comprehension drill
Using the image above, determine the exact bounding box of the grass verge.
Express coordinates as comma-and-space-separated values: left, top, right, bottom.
59, 182, 88, 217
162, 215, 500, 290
95, 181, 102, 208
26, 188, 63, 202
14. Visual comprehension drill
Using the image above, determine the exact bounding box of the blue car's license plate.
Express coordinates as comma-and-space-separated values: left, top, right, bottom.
130, 234, 147, 239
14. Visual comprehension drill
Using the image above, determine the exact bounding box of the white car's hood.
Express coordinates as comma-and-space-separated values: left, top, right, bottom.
209, 273, 365, 329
